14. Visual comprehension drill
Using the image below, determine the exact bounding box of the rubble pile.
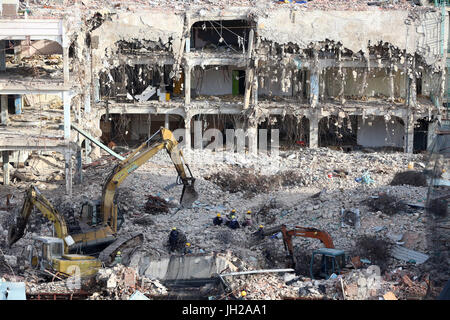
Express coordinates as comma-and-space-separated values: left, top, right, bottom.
90, 265, 168, 300
365, 193, 408, 216
390, 170, 428, 187
0, 146, 447, 300
144, 194, 170, 215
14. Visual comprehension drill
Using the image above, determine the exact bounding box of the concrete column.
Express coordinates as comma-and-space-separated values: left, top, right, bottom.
184, 116, 192, 150
84, 92, 91, 164
14, 95, 22, 114
93, 77, 100, 103
75, 147, 82, 184
185, 65, 191, 105
63, 91, 71, 140
63, 46, 69, 85
243, 29, 255, 109
309, 111, 319, 148
64, 149, 72, 196
0, 40, 5, 72
252, 75, 258, 106
0, 95, 7, 125
310, 48, 320, 107
185, 37, 190, 53
310, 72, 319, 107
164, 114, 170, 129
405, 116, 414, 154
409, 57, 417, 108
247, 124, 258, 155
2, 151, 9, 185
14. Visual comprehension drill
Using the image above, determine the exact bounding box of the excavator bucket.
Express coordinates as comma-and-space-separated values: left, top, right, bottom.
8, 221, 25, 247
180, 182, 198, 208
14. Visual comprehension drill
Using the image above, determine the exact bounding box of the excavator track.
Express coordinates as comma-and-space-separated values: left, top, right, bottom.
98, 232, 144, 266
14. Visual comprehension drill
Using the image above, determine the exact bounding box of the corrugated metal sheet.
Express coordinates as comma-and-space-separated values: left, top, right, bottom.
391, 245, 430, 265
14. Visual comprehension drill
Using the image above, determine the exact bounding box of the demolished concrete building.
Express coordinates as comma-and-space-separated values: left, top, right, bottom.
0, 0, 448, 193
0, 0, 449, 301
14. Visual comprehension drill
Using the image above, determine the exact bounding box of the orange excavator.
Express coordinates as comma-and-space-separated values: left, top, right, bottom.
259, 224, 346, 279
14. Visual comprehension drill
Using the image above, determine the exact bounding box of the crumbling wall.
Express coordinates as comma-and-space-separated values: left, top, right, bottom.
257, 9, 424, 55
90, 11, 184, 74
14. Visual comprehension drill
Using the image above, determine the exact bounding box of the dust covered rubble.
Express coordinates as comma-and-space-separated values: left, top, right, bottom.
0, 145, 437, 299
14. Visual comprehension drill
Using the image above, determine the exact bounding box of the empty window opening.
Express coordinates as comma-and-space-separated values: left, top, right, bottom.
100, 113, 185, 147
190, 20, 252, 52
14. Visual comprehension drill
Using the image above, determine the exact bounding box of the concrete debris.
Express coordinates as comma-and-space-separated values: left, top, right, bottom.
91, 265, 168, 300
0, 0, 447, 302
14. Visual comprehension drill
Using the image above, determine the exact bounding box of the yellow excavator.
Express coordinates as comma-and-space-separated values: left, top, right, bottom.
8, 127, 198, 271
9, 185, 102, 278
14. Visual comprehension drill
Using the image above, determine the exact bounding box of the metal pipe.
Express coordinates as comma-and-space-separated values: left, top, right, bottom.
219, 268, 295, 277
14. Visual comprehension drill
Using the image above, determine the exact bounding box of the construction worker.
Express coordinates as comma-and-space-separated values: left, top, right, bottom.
242, 210, 253, 227
238, 290, 247, 300
224, 209, 236, 226
184, 242, 192, 254
228, 215, 240, 229
168, 227, 180, 252
114, 251, 122, 265
213, 213, 223, 226
255, 225, 265, 239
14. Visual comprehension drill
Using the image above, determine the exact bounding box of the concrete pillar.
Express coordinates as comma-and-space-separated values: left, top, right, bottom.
14, 95, 22, 114
93, 77, 100, 103
75, 148, 82, 184
63, 46, 69, 85
243, 29, 255, 109
247, 124, 258, 155
164, 114, 170, 129
409, 57, 417, 108
405, 116, 414, 154
0, 95, 7, 125
185, 65, 191, 105
63, 91, 71, 140
252, 75, 258, 106
185, 37, 190, 53
2, 151, 9, 185
310, 72, 319, 107
64, 149, 72, 196
309, 111, 319, 148
84, 92, 91, 164
184, 116, 192, 150
0, 41, 5, 72
310, 48, 319, 108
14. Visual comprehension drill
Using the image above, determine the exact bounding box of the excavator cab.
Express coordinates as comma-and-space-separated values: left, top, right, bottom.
310, 248, 346, 279
80, 200, 124, 230
28, 236, 101, 278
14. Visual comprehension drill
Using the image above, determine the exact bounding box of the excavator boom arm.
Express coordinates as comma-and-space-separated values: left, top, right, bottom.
8, 186, 69, 251
101, 127, 197, 232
